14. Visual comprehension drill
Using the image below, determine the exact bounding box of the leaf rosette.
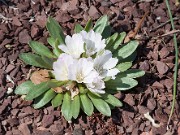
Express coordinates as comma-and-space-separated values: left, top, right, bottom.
15, 16, 145, 121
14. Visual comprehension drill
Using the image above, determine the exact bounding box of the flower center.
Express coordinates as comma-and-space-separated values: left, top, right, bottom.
76, 72, 84, 83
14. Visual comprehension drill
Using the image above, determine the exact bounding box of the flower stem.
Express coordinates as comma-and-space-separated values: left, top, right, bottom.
165, 0, 179, 129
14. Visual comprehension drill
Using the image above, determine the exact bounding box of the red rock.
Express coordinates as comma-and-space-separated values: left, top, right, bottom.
0, 98, 11, 114
5, 64, 15, 73
147, 98, 156, 110
31, 25, 39, 38
139, 60, 150, 71
156, 61, 169, 75
18, 123, 32, 135
0, 30, 4, 41
12, 17, 22, 26
88, 5, 100, 19
164, 79, 173, 90
7, 118, 19, 127
137, 105, 150, 114
152, 81, 164, 89
11, 109, 19, 116
159, 47, 169, 59
61, 0, 79, 14
1, 38, 12, 46
110, 0, 121, 4
36, 14, 47, 28
55, 12, 72, 23
123, 94, 135, 106
178, 125, 180, 135
19, 29, 31, 44
0, 89, 5, 99
42, 115, 54, 128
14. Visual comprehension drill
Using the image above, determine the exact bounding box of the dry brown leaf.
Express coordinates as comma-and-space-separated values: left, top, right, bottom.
70, 87, 79, 100
30, 69, 50, 85
53, 87, 65, 93
124, 11, 149, 43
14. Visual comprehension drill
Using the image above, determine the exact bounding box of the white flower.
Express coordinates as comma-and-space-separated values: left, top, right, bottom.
52, 53, 74, 81
68, 58, 98, 83
58, 33, 85, 59
94, 50, 120, 79
86, 77, 105, 94
80, 30, 106, 57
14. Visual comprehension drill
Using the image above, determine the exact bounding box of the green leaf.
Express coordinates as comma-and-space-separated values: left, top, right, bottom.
46, 17, 65, 44
47, 80, 67, 88
74, 24, 84, 33
33, 89, 56, 109
71, 95, 80, 119
116, 62, 132, 72
80, 94, 94, 116
78, 84, 88, 94
51, 93, 64, 107
109, 32, 126, 52
85, 19, 93, 32
47, 37, 56, 48
106, 33, 118, 49
93, 15, 108, 34
102, 25, 111, 39
25, 82, 50, 100
41, 56, 54, 69
61, 92, 72, 121
115, 40, 138, 60
101, 94, 123, 107
47, 37, 61, 56
106, 77, 138, 91
15, 81, 35, 95
29, 41, 55, 58
120, 51, 137, 63
117, 69, 145, 78
19, 53, 52, 69
88, 92, 111, 116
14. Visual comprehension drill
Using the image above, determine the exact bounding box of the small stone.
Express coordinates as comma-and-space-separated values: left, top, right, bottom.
73, 128, 84, 135
139, 60, 150, 71
137, 105, 150, 114
31, 25, 39, 38
7, 118, 19, 127
12, 17, 22, 26
88, 6, 100, 19
164, 79, 173, 90
19, 29, 31, 44
147, 98, 156, 110
152, 81, 164, 89
0, 89, 5, 99
159, 47, 169, 58
11, 109, 19, 116
18, 123, 32, 135
156, 61, 169, 75
36, 14, 47, 28
42, 115, 54, 128
0, 100, 9, 114
55, 12, 72, 23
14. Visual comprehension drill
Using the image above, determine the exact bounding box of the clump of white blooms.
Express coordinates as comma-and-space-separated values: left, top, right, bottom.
52, 30, 120, 94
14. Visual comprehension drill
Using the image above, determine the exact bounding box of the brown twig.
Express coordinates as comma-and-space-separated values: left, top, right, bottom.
124, 11, 149, 43
152, 29, 180, 39
150, 17, 179, 32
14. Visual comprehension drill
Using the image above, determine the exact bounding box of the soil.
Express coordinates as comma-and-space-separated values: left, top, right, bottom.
0, 0, 180, 135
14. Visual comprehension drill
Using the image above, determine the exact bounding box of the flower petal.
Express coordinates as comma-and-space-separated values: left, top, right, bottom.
58, 34, 85, 58
86, 77, 105, 94
53, 54, 74, 81
107, 68, 120, 79
103, 58, 118, 70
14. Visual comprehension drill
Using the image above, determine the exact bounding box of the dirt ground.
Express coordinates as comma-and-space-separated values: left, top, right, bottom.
0, 0, 180, 135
